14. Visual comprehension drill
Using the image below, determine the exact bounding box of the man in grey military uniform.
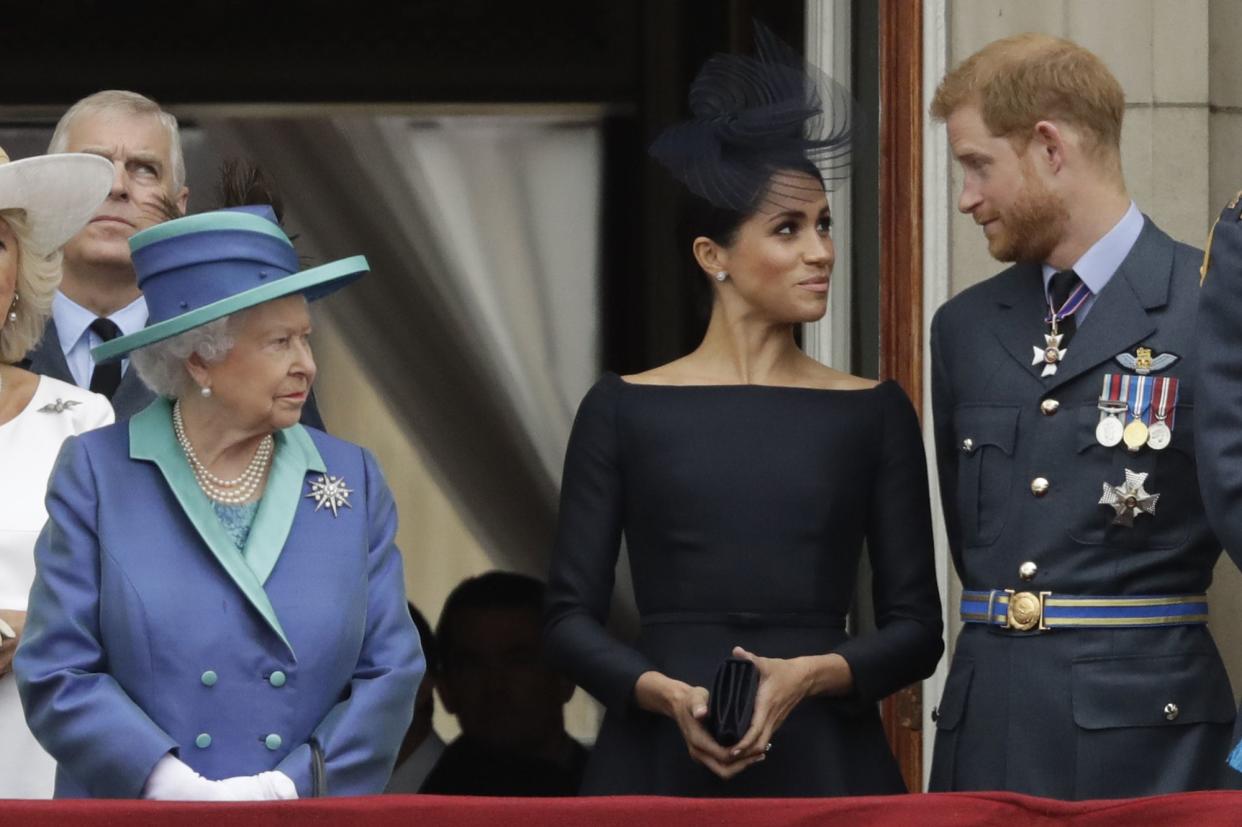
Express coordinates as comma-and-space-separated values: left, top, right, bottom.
1194, 195, 1242, 785
927, 33, 1234, 798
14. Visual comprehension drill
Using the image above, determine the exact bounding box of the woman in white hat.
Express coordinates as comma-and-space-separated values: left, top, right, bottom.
0, 147, 115, 798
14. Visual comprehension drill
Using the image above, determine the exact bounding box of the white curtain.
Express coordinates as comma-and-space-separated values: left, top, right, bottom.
204, 113, 602, 571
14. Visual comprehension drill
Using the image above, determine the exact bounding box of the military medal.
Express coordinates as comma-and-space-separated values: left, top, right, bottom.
1147, 376, 1179, 450
1032, 329, 1067, 378
1096, 375, 1127, 447
1034, 280, 1091, 377
1096, 405, 1125, 447
1100, 469, 1160, 527
1121, 374, 1152, 453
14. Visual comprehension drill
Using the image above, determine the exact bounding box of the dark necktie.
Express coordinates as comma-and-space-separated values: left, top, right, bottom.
88, 317, 123, 398
1048, 269, 1084, 346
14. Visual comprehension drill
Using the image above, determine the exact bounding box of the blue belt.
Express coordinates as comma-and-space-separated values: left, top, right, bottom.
960, 590, 1208, 632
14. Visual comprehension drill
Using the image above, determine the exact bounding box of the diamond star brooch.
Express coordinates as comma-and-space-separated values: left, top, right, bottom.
1099, 469, 1160, 528
306, 474, 354, 517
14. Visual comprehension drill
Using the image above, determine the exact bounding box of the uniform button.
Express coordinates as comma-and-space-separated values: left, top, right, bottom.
200, 670, 218, 687
196, 733, 212, 749
268, 670, 287, 688
961, 438, 975, 453
1030, 477, 1050, 496
1041, 399, 1060, 416
930, 706, 940, 722
265, 733, 283, 751
1164, 703, 1179, 721
1019, 561, 1038, 581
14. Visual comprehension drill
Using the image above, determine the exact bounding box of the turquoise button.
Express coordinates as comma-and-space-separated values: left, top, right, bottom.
200, 670, 218, 687
268, 670, 286, 688
265, 733, 282, 751
195, 733, 212, 749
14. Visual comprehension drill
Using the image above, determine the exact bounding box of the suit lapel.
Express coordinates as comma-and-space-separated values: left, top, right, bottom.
1045, 219, 1169, 392
242, 424, 326, 587
986, 262, 1055, 384
129, 399, 296, 657
110, 370, 155, 421
25, 319, 74, 383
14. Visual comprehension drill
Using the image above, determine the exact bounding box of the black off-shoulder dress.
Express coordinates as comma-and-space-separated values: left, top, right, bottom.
544, 373, 944, 796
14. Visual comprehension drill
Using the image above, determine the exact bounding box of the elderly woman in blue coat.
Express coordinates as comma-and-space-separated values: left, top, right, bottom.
15, 206, 423, 799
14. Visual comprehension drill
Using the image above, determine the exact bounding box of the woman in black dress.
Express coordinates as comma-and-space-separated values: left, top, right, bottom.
544, 27, 943, 796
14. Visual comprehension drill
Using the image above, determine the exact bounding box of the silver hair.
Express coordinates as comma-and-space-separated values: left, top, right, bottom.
0, 211, 63, 364
47, 90, 186, 194
130, 315, 237, 399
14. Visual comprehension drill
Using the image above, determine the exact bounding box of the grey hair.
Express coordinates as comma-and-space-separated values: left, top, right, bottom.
0, 210, 63, 364
48, 90, 186, 194
130, 315, 237, 399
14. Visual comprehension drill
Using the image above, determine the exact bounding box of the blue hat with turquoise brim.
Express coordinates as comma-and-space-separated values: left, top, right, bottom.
92, 205, 367, 363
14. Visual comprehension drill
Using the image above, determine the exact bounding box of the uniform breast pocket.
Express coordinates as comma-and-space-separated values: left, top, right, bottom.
1069, 402, 1193, 549
954, 405, 1019, 547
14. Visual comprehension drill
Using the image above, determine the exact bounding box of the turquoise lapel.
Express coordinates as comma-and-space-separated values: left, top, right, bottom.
128, 399, 324, 658
242, 424, 326, 587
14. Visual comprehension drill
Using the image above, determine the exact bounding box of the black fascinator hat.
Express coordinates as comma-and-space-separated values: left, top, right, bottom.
650, 23, 856, 213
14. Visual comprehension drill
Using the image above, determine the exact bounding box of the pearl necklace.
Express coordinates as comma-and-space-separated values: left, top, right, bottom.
172, 400, 274, 504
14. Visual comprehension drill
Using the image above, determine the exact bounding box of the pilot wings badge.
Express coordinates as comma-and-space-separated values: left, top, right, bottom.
37, 398, 82, 414
1115, 347, 1178, 376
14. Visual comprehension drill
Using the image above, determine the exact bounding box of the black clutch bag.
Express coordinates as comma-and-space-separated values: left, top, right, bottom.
708, 656, 759, 746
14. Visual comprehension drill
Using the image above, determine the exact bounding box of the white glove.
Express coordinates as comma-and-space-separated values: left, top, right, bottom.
142, 753, 298, 800
142, 754, 219, 800
216, 770, 299, 800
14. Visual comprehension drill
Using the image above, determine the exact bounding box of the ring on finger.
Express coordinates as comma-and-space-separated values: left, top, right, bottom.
764, 742, 773, 753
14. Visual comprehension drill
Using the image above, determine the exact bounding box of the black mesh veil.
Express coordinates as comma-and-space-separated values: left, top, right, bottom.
649, 23, 856, 212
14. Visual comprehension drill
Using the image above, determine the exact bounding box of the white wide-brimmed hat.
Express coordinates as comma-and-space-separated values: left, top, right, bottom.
0, 146, 114, 255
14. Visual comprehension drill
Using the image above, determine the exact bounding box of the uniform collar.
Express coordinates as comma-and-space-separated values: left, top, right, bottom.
128, 397, 326, 658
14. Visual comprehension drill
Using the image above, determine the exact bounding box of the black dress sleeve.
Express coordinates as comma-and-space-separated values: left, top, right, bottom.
832, 382, 945, 703
544, 376, 658, 712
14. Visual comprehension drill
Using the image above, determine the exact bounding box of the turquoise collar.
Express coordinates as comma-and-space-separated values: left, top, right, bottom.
129, 398, 327, 657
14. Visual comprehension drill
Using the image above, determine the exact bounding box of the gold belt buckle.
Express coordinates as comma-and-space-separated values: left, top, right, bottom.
1005, 589, 1051, 631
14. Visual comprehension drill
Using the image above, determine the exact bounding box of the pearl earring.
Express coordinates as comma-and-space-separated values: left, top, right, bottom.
715, 271, 728, 282
6, 291, 17, 323
200, 386, 212, 398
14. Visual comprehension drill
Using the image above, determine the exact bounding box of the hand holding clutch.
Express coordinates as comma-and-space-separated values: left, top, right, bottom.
707, 657, 758, 747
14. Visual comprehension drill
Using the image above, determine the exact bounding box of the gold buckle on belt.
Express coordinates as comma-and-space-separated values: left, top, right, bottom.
1005, 589, 1051, 631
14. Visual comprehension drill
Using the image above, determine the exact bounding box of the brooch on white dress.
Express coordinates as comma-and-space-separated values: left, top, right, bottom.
306, 474, 353, 517
38, 399, 82, 414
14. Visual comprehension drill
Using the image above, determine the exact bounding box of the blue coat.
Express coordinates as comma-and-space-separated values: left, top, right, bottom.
15, 398, 423, 798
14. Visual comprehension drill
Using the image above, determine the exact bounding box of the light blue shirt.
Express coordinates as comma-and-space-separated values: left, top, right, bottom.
51, 292, 147, 388
1041, 201, 1143, 324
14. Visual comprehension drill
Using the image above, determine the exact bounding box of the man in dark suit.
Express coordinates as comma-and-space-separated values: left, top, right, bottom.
1194, 195, 1242, 784
23, 90, 187, 420
927, 34, 1234, 798
26, 90, 322, 427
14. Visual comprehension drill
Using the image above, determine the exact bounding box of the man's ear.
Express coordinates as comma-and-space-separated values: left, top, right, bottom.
1031, 120, 1067, 174
175, 185, 189, 216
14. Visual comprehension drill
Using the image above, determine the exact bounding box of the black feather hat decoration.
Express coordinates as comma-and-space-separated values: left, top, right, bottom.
649, 23, 857, 213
